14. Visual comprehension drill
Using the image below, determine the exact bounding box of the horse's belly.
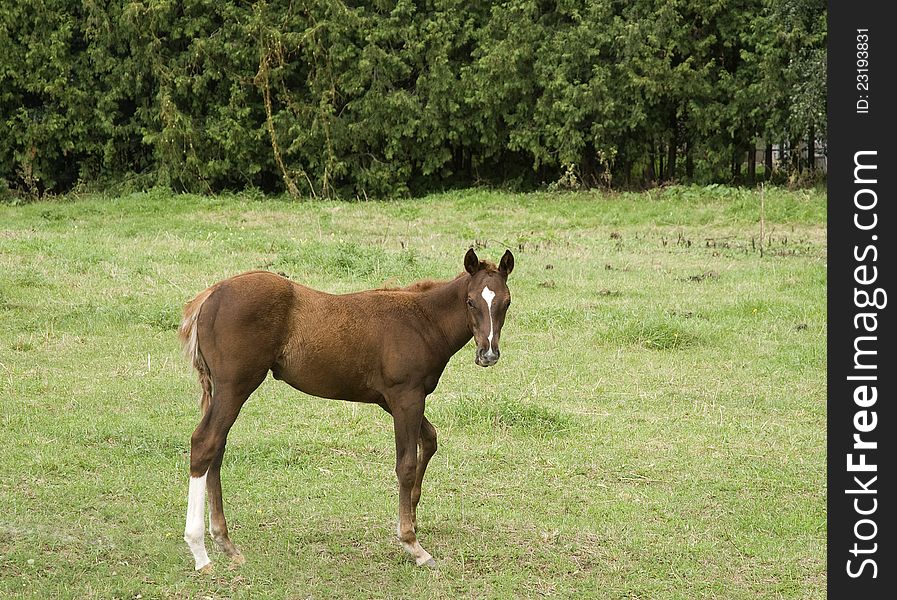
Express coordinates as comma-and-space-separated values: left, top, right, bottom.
272, 358, 379, 403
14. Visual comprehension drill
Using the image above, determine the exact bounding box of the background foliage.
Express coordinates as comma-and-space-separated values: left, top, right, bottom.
0, 0, 826, 198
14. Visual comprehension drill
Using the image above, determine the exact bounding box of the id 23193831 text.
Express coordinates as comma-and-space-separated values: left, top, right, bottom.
856, 29, 870, 114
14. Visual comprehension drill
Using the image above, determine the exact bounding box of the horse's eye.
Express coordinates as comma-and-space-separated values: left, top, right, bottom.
466, 298, 475, 308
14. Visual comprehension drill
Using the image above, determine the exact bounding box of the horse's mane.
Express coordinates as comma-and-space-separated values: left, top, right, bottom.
473, 260, 499, 274
380, 261, 498, 293
400, 279, 441, 292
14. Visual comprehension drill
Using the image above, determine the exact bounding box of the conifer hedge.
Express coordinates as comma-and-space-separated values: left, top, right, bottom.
0, 0, 826, 198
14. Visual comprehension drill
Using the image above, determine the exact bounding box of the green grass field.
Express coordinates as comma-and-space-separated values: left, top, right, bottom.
0, 187, 826, 598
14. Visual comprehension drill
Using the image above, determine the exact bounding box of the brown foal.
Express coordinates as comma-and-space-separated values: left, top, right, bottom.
179, 249, 514, 571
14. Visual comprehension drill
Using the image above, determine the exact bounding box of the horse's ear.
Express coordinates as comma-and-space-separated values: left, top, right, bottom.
499, 249, 514, 277
464, 248, 480, 274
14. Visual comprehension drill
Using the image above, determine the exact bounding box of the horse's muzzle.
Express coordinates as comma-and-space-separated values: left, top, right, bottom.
475, 348, 499, 367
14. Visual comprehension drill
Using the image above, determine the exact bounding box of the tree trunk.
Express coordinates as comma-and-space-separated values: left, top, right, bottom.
647, 141, 656, 184
667, 112, 679, 181
765, 142, 773, 180
667, 134, 677, 182
617, 149, 630, 187
616, 143, 628, 187
731, 141, 740, 181
581, 143, 599, 187
789, 137, 800, 174
747, 139, 757, 185
807, 126, 816, 171
685, 141, 694, 180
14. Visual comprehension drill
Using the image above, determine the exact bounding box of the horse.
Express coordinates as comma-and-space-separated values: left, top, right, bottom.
178, 248, 514, 572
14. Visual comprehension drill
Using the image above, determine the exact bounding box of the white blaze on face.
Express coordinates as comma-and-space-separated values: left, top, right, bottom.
481, 286, 496, 352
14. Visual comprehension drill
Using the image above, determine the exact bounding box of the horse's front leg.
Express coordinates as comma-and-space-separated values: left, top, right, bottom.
389, 391, 436, 567
411, 416, 437, 531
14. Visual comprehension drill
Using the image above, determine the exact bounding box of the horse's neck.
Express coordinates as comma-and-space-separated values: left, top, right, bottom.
416, 274, 471, 358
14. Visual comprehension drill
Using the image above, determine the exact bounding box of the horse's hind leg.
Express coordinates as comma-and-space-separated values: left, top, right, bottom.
184, 464, 212, 572
207, 447, 244, 565
411, 416, 437, 531
184, 374, 264, 572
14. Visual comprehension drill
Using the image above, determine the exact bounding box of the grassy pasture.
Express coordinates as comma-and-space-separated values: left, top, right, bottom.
0, 187, 825, 598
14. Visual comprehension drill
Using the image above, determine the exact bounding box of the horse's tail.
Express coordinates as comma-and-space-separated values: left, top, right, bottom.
178, 286, 216, 415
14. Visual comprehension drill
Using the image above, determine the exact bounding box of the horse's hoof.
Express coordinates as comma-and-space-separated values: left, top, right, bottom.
228, 553, 246, 569
197, 563, 214, 575
419, 557, 437, 569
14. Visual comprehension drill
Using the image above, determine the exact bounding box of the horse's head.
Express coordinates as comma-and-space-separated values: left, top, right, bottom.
463, 248, 514, 367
